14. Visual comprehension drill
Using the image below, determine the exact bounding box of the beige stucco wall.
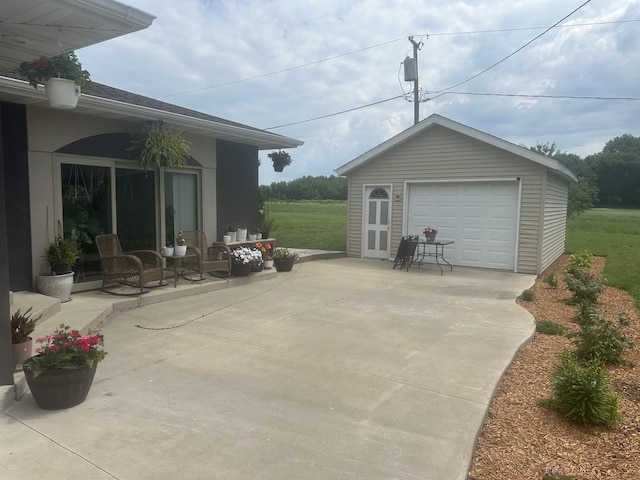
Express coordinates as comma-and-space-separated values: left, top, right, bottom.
25, 105, 218, 281
343, 125, 567, 275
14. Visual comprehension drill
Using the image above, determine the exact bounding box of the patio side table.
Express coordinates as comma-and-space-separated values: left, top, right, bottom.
163, 253, 196, 287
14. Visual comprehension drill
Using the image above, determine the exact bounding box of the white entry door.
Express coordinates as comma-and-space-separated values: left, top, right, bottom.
363, 186, 391, 259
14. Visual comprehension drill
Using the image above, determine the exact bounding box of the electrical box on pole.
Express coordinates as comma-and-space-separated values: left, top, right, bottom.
403, 57, 417, 82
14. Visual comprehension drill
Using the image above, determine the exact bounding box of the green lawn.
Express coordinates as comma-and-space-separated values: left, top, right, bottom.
267, 202, 640, 306
266, 200, 347, 251
566, 209, 640, 306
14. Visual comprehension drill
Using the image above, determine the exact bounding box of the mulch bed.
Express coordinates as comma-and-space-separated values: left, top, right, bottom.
468, 255, 640, 479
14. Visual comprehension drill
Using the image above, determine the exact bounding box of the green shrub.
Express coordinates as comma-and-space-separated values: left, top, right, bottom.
543, 353, 622, 427
536, 320, 569, 336
520, 288, 535, 302
564, 269, 603, 305
571, 313, 633, 365
574, 303, 599, 327
566, 250, 593, 272
544, 272, 558, 288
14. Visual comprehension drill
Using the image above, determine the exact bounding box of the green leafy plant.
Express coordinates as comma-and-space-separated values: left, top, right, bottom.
535, 320, 569, 336
268, 150, 292, 172
128, 122, 190, 171
544, 272, 558, 288
11, 308, 41, 344
25, 324, 107, 377
566, 250, 593, 273
564, 269, 604, 305
273, 247, 299, 260
45, 235, 80, 271
570, 313, 633, 366
573, 302, 599, 327
541, 353, 622, 427
18, 51, 92, 89
520, 288, 535, 302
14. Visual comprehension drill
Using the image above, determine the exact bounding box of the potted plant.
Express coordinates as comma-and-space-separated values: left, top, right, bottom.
36, 235, 79, 302
422, 226, 438, 242
231, 246, 262, 276
273, 248, 299, 272
257, 215, 276, 239
23, 324, 106, 410
256, 242, 274, 269
268, 150, 292, 172
128, 121, 190, 171
225, 223, 238, 243
174, 231, 187, 256
18, 51, 92, 109
11, 307, 41, 373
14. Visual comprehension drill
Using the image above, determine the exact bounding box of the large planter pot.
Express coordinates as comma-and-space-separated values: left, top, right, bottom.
274, 257, 296, 272
23, 358, 98, 410
232, 263, 251, 277
12, 338, 33, 373
44, 78, 81, 109
36, 272, 74, 303
236, 228, 247, 242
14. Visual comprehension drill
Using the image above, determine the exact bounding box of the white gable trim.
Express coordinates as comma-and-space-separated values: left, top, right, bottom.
335, 114, 577, 183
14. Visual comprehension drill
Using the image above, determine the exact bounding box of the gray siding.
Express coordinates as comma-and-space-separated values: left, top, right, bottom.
344, 126, 546, 274
540, 172, 569, 272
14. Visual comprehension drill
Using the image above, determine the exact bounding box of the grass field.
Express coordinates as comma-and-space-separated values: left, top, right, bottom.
266, 200, 347, 251
267, 202, 640, 306
566, 208, 640, 306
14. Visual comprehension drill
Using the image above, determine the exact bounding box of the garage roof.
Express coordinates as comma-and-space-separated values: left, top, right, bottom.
336, 114, 577, 182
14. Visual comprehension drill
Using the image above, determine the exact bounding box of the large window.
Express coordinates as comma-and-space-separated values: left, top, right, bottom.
164, 172, 197, 246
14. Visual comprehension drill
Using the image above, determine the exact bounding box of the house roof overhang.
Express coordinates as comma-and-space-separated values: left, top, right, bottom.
0, 76, 304, 150
335, 113, 578, 183
0, 0, 156, 73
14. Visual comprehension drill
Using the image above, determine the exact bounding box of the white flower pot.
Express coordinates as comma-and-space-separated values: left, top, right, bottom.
175, 245, 187, 256
263, 259, 274, 269
163, 247, 174, 256
223, 235, 231, 244
36, 272, 74, 302
226, 231, 237, 242
248, 234, 257, 241
236, 228, 247, 242
44, 78, 81, 109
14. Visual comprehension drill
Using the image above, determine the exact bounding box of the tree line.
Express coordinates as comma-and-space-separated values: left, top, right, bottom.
259, 175, 347, 201
530, 133, 640, 216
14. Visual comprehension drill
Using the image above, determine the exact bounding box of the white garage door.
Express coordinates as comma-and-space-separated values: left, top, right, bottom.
407, 182, 519, 270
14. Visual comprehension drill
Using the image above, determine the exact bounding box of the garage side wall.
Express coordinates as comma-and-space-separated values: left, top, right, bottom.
344, 125, 545, 274
540, 172, 569, 272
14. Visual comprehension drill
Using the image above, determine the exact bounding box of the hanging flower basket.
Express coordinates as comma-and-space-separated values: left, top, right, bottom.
44, 78, 81, 109
268, 150, 292, 172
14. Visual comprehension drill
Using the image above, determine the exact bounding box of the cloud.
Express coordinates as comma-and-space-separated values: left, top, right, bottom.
80, 0, 640, 184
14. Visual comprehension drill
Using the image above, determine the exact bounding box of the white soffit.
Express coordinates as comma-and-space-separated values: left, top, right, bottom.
0, 0, 155, 72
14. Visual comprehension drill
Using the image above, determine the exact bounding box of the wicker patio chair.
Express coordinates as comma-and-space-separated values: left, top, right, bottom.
392, 235, 419, 271
182, 230, 232, 279
96, 234, 166, 294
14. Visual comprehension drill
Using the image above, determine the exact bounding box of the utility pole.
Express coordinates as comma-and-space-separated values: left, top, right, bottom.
409, 36, 420, 124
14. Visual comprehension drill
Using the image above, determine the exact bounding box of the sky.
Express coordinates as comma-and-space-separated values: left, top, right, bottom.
80, 0, 639, 185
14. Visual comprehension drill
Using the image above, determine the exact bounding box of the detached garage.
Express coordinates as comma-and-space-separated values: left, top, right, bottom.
335, 114, 577, 274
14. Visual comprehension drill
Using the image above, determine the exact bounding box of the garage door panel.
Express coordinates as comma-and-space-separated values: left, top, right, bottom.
407, 182, 518, 270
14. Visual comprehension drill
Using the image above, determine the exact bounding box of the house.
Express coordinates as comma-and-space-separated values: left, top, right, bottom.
0, 0, 302, 386
335, 114, 576, 274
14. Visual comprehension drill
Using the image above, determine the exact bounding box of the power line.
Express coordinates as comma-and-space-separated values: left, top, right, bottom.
428, 91, 640, 101
430, 0, 593, 94
158, 14, 636, 99
265, 91, 637, 130
265, 95, 404, 130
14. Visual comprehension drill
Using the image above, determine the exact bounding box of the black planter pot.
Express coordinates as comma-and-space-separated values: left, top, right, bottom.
23, 358, 98, 410
274, 257, 296, 272
232, 263, 252, 276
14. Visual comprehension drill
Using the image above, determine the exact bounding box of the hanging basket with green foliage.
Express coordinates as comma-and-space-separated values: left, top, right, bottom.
128, 122, 190, 171
268, 150, 292, 172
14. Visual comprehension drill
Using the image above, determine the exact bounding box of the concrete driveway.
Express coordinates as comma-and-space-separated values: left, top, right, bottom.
3, 258, 535, 480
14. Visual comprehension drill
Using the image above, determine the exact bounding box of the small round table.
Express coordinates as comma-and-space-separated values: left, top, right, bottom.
163, 254, 196, 288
